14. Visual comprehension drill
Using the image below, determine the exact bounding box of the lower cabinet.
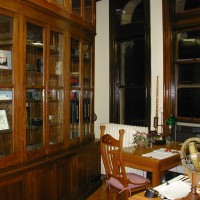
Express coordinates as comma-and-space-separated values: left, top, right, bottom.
0, 175, 26, 200
75, 149, 90, 199
56, 141, 101, 200
89, 141, 101, 189
57, 156, 74, 199
36, 165, 56, 200
56, 151, 89, 200
0, 140, 101, 200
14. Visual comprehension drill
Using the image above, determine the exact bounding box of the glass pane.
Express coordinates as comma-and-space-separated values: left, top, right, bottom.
120, 88, 146, 125
83, 90, 91, 135
0, 89, 13, 156
179, 64, 200, 84
84, 0, 92, 22
119, 39, 145, 87
52, 0, 64, 6
0, 14, 13, 84
70, 90, 80, 139
119, 0, 143, 25
70, 38, 80, 87
26, 89, 44, 150
72, 0, 81, 16
83, 42, 92, 88
176, 0, 200, 12
49, 89, 63, 144
49, 30, 64, 145
26, 22, 44, 151
49, 30, 63, 86
0, 14, 14, 157
177, 30, 200, 60
177, 88, 200, 118
26, 22, 44, 86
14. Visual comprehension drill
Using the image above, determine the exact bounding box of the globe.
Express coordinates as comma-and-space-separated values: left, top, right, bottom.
180, 137, 200, 200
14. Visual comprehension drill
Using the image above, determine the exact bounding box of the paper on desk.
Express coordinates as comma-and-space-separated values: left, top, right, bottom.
154, 180, 191, 199
142, 148, 180, 159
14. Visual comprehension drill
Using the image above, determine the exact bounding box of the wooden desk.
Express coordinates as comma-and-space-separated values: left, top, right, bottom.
122, 142, 182, 187
128, 191, 187, 200
128, 191, 161, 200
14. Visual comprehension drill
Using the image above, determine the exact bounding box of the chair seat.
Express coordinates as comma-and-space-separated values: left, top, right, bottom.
108, 173, 148, 191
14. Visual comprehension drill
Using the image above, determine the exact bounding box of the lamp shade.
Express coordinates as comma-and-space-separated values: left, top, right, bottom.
166, 115, 175, 126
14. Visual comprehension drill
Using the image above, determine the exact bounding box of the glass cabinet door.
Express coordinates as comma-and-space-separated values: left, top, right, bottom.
83, 90, 92, 135
70, 90, 80, 139
0, 14, 14, 157
26, 22, 44, 151
70, 38, 80, 87
83, 42, 92, 88
72, 0, 81, 16
70, 38, 94, 141
71, 0, 94, 24
51, 0, 65, 6
82, 42, 93, 136
84, 0, 93, 23
49, 30, 64, 145
70, 38, 80, 141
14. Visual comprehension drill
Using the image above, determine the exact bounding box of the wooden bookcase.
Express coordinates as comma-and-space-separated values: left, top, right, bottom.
0, 0, 101, 199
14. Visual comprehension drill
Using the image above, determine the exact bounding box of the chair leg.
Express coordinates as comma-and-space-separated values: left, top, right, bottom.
124, 189, 130, 200
108, 187, 113, 200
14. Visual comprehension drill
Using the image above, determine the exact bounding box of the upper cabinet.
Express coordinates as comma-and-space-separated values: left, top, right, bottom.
71, 0, 94, 23
0, 0, 96, 165
18, 0, 96, 31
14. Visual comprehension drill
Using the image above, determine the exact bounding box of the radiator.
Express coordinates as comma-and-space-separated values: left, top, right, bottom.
100, 123, 148, 178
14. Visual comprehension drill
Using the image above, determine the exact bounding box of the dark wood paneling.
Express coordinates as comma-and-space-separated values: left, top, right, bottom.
57, 156, 74, 199
0, 175, 26, 200
36, 164, 56, 200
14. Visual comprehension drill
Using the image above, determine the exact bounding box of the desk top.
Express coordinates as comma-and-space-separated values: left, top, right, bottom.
122, 141, 182, 169
123, 141, 182, 156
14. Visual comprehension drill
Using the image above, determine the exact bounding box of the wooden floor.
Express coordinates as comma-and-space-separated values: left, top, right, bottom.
87, 178, 108, 200
86, 177, 128, 200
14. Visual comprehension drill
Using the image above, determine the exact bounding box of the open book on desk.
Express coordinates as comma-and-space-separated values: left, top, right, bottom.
154, 175, 193, 199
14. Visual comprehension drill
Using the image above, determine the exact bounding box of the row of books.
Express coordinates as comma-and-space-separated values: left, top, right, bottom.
70, 100, 90, 123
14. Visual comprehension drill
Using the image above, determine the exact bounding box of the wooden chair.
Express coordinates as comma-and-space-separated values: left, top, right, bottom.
100, 125, 149, 200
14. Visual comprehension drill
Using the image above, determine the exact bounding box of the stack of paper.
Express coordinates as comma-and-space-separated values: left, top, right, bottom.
154, 175, 192, 199
142, 148, 180, 160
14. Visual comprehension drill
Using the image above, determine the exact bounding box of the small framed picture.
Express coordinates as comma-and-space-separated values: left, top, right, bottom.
0, 50, 12, 69
0, 109, 10, 131
0, 90, 12, 100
